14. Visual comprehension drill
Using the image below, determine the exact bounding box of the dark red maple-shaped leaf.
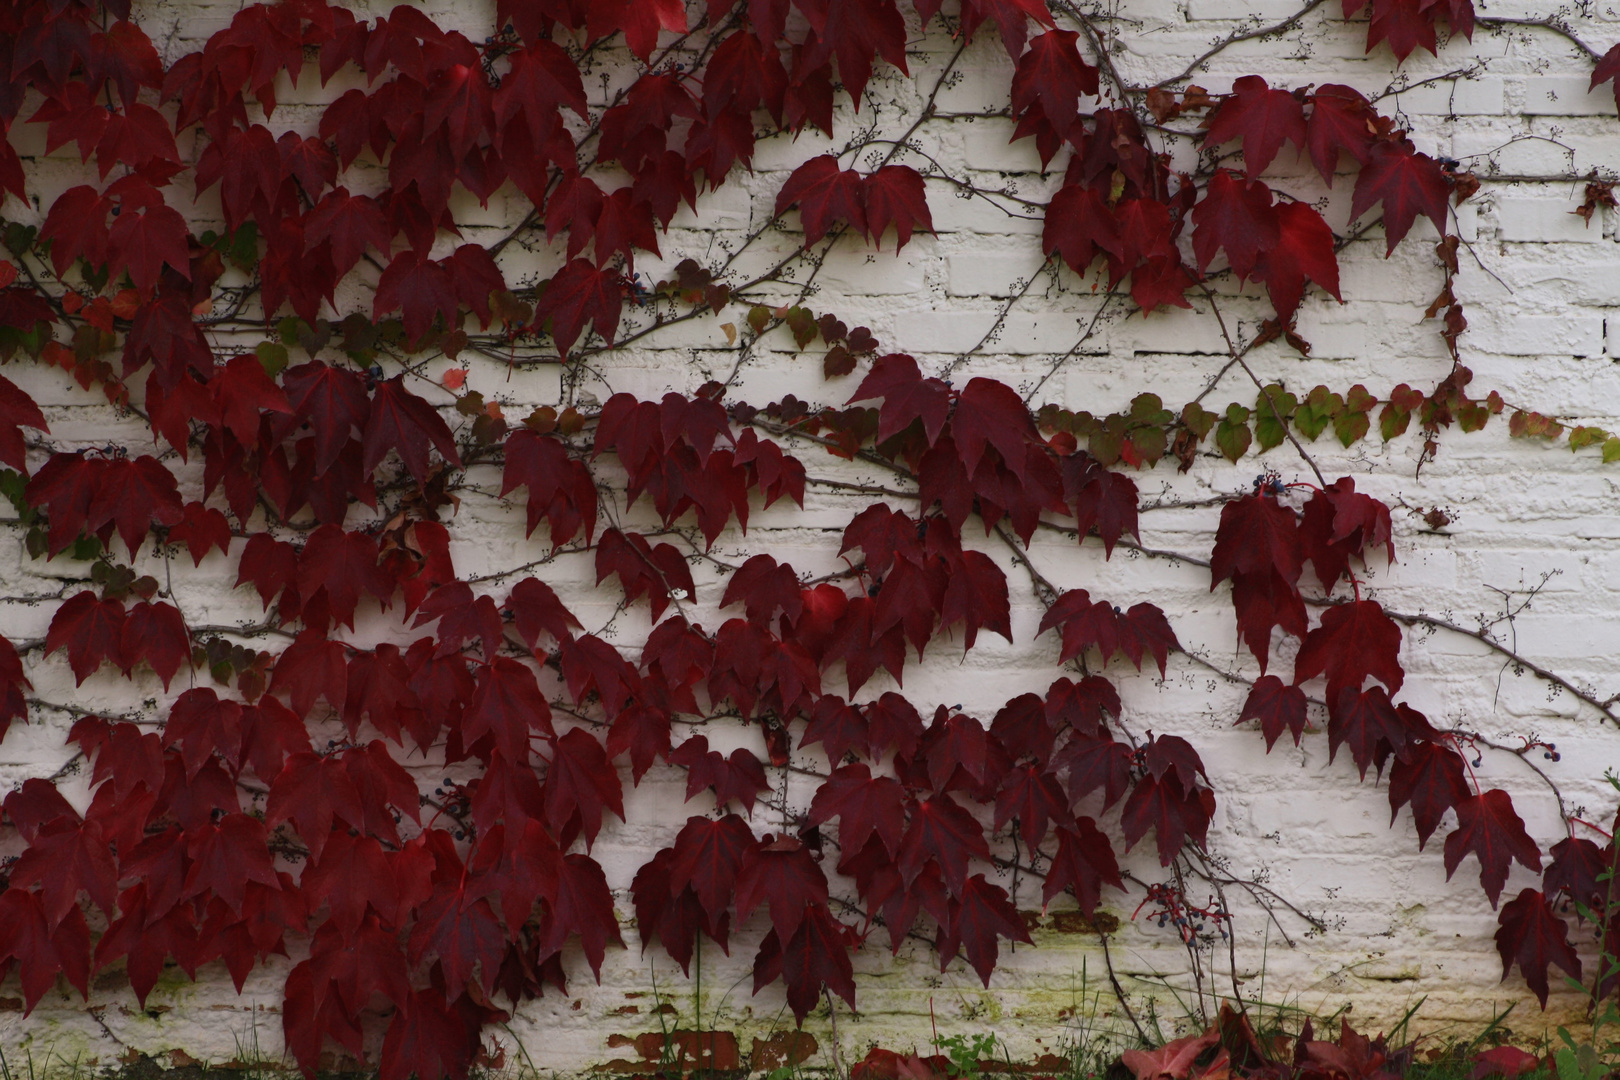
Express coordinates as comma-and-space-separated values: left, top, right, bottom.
167, 501, 232, 566
507, 577, 582, 650
1043, 184, 1122, 275
305, 188, 391, 278
667, 812, 755, 925
951, 0, 1055, 57
267, 753, 363, 860
414, 582, 504, 658
121, 600, 190, 688
98, 456, 183, 557
1043, 817, 1123, 913
1229, 567, 1308, 670
1256, 201, 1341, 320
1543, 835, 1610, 911
1495, 888, 1580, 1007
735, 834, 830, 946
1300, 477, 1395, 589
536, 851, 624, 978
301, 829, 411, 939
994, 763, 1070, 848
1306, 84, 1376, 184
721, 553, 805, 626
1192, 169, 1278, 282
1351, 139, 1451, 255
269, 628, 348, 719
669, 734, 771, 812
1388, 740, 1470, 848
595, 528, 696, 619
631, 848, 712, 974
408, 885, 507, 996
1038, 590, 1179, 676
1211, 492, 1302, 588
809, 764, 907, 861
542, 727, 625, 849
1202, 75, 1307, 177
182, 813, 281, 916
1327, 685, 1412, 778
586, 0, 686, 62
862, 165, 932, 251
955, 377, 1040, 482
752, 901, 857, 1023
372, 250, 456, 344
1057, 731, 1134, 810
535, 259, 623, 356
1591, 43, 1620, 111
1010, 29, 1097, 143
1121, 740, 1216, 867
897, 793, 991, 897
9, 818, 119, 928
1293, 599, 1404, 702
775, 155, 866, 247
364, 375, 461, 486
1063, 452, 1140, 556
282, 919, 411, 1072
378, 985, 495, 1080
1444, 789, 1542, 907
296, 524, 394, 630
26, 453, 107, 557
0, 373, 48, 474
107, 202, 191, 294
0, 634, 31, 741
279, 361, 370, 476
0, 888, 91, 1013
938, 550, 1013, 653
847, 353, 951, 445
1238, 674, 1308, 750
464, 656, 556, 765
500, 429, 598, 548
936, 873, 1032, 986
45, 591, 126, 684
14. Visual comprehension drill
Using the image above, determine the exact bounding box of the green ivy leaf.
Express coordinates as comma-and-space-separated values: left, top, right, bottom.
1180, 402, 1216, 439
1216, 404, 1252, 462
1569, 426, 1608, 452
1253, 384, 1296, 452
1293, 385, 1342, 441
256, 341, 289, 378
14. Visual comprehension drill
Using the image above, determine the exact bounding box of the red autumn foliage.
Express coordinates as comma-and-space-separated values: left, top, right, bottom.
0, 0, 1596, 1075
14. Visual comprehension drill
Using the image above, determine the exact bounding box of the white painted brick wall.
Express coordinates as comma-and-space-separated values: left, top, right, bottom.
6, 0, 1620, 1074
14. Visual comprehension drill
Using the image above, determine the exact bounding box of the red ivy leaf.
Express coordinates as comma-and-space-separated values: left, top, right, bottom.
46, 591, 126, 684
1495, 889, 1580, 1007
364, 375, 462, 486
1202, 75, 1306, 177
535, 259, 624, 357
936, 873, 1032, 986
1237, 674, 1308, 751
543, 727, 625, 849
1292, 599, 1404, 703
776, 155, 866, 247
0, 373, 48, 474
862, 165, 932, 251
1389, 740, 1471, 849
595, 528, 696, 619
1011, 29, 1097, 142
1444, 789, 1543, 907
1350, 140, 1451, 255
1042, 818, 1123, 913
464, 656, 556, 765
